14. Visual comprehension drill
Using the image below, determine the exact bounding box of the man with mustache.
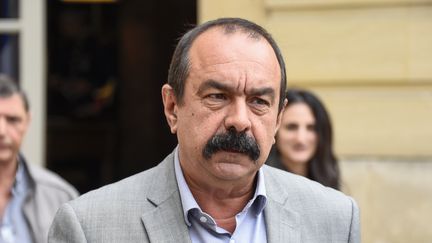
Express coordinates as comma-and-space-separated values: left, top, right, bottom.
0, 76, 78, 243
49, 18, 360, 242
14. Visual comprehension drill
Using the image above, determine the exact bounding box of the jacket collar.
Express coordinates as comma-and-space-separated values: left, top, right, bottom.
140, 151, 192, 243
17, 154, 36, 194
263, 165, 301, 242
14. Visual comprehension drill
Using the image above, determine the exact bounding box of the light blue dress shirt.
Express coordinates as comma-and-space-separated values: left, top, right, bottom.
0, 159, 33, 243
174, 147, 268, 243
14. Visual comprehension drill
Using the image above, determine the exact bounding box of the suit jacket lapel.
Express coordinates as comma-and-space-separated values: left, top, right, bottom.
264, 165, 301, 243
141, 192, 191, 243
140, 152, 192, 243
265, 199, 300, 242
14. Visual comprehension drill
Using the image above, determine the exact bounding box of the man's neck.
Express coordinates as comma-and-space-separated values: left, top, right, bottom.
183, 170, 257, 234
0, 158, 18, 219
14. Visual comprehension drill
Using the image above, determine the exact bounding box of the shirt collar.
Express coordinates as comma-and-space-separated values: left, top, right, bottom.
174, 147, 201, 226
174, 146, 267, 226
11, 156, 29, 196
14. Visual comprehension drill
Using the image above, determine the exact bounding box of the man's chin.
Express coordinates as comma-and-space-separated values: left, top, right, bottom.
212, 163, 255, 181
0, 151, 15, 165
209, 152, 261, 169
210, 150, 253, 161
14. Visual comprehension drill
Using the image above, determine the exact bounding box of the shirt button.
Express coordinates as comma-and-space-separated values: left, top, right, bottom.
199, 216, 207, 223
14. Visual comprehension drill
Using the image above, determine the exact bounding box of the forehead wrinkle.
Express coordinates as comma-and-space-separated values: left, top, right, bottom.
194, 60, 274, 83
196, 79, 235, 96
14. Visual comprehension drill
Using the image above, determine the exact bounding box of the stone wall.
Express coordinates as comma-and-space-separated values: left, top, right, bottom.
342, 159, 432, 243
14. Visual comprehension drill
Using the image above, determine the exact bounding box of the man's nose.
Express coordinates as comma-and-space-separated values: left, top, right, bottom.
224, 100, 251, 133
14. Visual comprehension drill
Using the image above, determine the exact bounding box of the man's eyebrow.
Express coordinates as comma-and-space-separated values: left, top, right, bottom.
248, 87, 275, 101
197, 79, 276, 101
197, 80, 232, 95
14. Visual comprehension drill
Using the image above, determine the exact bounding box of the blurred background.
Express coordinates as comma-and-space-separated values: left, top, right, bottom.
0, 0, 431, 242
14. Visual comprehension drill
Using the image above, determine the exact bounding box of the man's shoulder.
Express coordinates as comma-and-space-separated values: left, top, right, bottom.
68, 153, 175, 210
74, 164, 159, 202
263, 166, 360, 242
49, 153, 183, 243
26, 161, 79, 198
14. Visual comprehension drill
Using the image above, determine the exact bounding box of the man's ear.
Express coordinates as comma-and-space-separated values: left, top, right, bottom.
23, 111, 31, 134
274, 98, 287, 137
26, 111, 32, 124
161, 84, 178, 134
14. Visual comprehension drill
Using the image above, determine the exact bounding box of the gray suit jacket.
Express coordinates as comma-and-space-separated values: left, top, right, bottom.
49, 151, 360, 243
22, 156, 79, 243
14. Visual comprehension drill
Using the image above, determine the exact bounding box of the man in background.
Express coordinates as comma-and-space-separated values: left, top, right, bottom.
0, 75, 78, 243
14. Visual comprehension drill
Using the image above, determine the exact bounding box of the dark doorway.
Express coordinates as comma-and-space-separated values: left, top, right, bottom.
46, 0, 196, 193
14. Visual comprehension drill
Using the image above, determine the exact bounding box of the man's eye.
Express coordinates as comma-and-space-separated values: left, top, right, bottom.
7, 116, 21, 124
250, 98, 270, 106
207, 93, 227, 100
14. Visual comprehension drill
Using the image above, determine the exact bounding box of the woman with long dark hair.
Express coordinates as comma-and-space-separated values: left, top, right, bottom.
267, 88, 340, 190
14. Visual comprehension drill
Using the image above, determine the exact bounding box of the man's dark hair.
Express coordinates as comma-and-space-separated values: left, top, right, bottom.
167, 18, 287, 111
0, 75, 30, 112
